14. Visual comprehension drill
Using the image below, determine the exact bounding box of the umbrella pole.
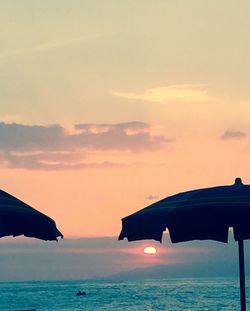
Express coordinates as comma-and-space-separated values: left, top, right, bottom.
238, 239, 246, 311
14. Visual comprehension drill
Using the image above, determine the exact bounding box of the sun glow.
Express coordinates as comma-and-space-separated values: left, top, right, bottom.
143, 246, 157, 255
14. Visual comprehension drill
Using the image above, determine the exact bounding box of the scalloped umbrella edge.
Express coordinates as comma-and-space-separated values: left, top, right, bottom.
119, 178, 249, 311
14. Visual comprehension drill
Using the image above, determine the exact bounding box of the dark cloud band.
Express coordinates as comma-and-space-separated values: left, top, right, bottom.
0, 122, 170, 170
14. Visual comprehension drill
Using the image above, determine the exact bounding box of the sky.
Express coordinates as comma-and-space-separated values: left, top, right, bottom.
1, 0, 250, 280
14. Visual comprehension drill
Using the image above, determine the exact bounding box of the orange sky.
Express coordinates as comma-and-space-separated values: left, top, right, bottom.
1, 0, 250, 239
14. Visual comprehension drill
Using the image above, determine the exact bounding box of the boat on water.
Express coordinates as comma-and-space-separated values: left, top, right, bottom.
76, 290, 86, 296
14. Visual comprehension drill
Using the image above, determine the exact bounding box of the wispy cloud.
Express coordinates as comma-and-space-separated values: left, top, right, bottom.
221, 130, 247, 140
0, 33, 113, 61
146, 194, 159, 201
110, 84, 213, 104
0, 122, 170, 170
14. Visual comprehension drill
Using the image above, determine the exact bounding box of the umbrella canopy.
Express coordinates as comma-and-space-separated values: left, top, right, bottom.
119, 178, 250, 311
119, 177, 250, 243
0, 188, 63, 241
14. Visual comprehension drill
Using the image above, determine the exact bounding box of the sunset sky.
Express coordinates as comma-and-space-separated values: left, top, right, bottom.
1, 1, 250, 280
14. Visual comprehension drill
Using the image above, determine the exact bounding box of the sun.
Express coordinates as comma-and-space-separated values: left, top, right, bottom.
143, 246, 157, 255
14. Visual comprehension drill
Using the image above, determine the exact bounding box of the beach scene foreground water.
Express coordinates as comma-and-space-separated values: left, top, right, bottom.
0, 277, 247, 311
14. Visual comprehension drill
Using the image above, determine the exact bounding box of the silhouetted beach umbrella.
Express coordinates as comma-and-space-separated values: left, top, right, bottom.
0, 188, 63, 241
119, 178, 250, 311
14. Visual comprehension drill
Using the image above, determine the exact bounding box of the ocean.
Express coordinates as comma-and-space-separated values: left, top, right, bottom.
0, 278, 247, 310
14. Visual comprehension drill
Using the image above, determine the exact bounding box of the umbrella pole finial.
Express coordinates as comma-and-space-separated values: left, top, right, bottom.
238, 239, 246, 311
235, 177, 243, 185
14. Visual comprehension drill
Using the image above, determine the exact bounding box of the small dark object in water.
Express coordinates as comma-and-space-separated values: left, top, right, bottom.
76, 290, 86, 296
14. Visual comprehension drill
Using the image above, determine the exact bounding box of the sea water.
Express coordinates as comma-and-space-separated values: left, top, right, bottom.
0, 278, 247, 310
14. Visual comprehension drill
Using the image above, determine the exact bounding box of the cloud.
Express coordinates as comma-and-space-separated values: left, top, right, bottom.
0, 33, 113, 62
0, 152, 121, 171
0, 235, 244, 281
0, 122, 169, 170
146, 194, 159, 201
221, 130, 247, 140
110, 84, 213, 104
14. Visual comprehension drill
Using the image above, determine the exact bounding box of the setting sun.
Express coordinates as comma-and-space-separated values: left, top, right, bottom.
143, 246, 157, 255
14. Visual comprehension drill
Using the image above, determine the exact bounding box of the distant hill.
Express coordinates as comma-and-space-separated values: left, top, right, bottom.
108, 261, 239, 280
